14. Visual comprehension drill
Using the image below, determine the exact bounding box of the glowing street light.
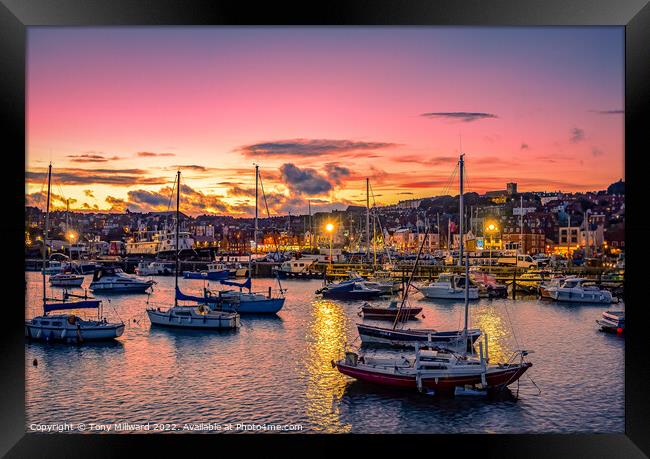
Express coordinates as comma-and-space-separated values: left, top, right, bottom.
325, 223, 334, 268
485, 222, 498, 273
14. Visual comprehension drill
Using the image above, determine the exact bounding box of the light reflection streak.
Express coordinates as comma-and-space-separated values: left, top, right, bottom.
304, 299, 351, 433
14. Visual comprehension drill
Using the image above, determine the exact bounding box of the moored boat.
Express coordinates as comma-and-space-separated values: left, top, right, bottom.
317, 278, 383, 300
596, 310, 624, 333
272, 255, 325, 279
545, 277, 614, 304
418, 273, 479, 300
135, 260, 175, 276
49, 272, 84, 288
334, 344, 532, 395
360, 300, 422, 320
357, 323, 482, 350
89, 267, 155, 293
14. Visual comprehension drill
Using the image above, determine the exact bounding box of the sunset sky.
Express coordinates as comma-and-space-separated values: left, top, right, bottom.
26, 27, 624, 217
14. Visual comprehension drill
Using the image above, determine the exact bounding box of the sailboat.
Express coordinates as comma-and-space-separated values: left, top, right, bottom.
146, 171, 241, 329
25, 164, 125, 342
335, 253, 533, 395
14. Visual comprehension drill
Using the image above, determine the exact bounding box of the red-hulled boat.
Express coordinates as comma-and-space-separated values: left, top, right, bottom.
334, 345, 532, 395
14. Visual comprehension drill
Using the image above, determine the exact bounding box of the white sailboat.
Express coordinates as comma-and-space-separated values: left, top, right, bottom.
25, 164, 125, 343
146, 171, 240, 330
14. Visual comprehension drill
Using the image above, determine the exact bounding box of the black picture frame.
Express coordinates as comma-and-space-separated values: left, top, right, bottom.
1, 0, 648, 456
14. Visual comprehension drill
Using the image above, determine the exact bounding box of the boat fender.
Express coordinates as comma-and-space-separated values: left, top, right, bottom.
36, 329, 42, 339
61, 328, 67, 339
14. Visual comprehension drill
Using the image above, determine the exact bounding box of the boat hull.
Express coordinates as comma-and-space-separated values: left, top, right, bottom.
419, 287, 479, 300
322, 290, 384, 300
548, 290, 613, 304
25, 322, 124, 342
146, 309, 240, 329
335, 361, 532, 393
357, 323, 482, 348
90, 282, 153, 293
219, 298, 285, 314
49, 279, 84, 287
361, 307, 421, 320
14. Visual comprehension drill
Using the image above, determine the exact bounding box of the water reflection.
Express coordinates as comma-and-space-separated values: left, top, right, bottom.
472, 305, 511, 363
304, 298, 351, 433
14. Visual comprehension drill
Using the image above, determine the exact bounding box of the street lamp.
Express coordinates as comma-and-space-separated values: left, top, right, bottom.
485, 223, 497, 273
66, 231, 77, 259
325, 223, 334, 268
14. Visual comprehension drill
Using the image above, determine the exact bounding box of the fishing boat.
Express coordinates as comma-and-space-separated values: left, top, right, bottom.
317, 278, 383, 300
418, 273, 479, 300
25, 163, 124, 343
49, 272, 84, 288
596, 310, 625, 334
146, 171, 240, 330
544, 277, 614, 304
183, 260, 230, 280
89, 267, 154, 293
135, 260, 175, 276
360, 300, 422, 320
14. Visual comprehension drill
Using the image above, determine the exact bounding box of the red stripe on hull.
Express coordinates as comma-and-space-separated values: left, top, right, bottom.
336, 362, 532, 391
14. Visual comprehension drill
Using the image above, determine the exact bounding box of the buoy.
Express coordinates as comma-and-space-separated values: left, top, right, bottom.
33, 359, 38, 367
617, 327, 623, 334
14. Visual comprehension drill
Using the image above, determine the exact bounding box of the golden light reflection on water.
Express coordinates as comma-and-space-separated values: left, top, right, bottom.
472, 305, 512, 363
304, 299, 352, 433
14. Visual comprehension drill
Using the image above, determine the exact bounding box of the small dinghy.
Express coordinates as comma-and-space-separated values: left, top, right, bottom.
360, 300, 422, 320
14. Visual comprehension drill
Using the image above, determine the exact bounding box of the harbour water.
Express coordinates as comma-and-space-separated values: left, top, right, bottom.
25, 271, 624, 433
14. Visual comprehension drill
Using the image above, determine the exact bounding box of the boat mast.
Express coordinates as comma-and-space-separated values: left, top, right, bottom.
366, 177, 370, 260
174, 170, 180, 307
458, 154, 464, 266
463, 252, 470, 353
254, 164, 259, 255
308, 200, 312, 250
42, 163, 52, 309
437, 212, 440, 253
